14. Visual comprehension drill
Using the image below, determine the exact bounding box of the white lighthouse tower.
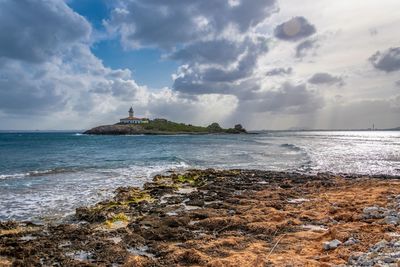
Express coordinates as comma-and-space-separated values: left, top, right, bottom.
119, 106, 149, 124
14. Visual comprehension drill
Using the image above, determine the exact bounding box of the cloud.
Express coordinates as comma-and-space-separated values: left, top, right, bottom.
172, 36, 269, 94
147, 90, 238, 125
322, 97, 400, 129
274, 16, 316, 42
390, 95, 400, 111
0, 0, 90, 63
369, 47, 400, 72
0, 66, 64, 115
169, 39, 248, 65
0, 0, 144, 124
295, 39, 318, 57
239, 82, 324, 114
369, 28, 378, 36
0, 0, 238, 129
266, 67, 293, 76
2, 0, 399, 131
0, 45, 143, 117
106, 0, 278, 49
105, 0, 280, 119
308, 72, 344, 86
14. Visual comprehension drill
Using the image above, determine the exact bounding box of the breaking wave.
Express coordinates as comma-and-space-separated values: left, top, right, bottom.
280, 143, 303, 152
0, 168, 77, 180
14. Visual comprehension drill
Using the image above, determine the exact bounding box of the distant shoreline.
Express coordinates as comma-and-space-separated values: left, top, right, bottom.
1, 128, 399, 133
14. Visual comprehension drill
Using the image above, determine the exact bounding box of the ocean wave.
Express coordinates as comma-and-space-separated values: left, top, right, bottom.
0, 168, 77, 180
249, 139, 274, 146
0, 160, 191, 181
104, 161, 191, 179
280, 143, 303, 152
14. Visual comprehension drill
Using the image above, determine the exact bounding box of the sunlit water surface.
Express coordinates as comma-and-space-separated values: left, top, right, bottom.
0, 131, 398, 221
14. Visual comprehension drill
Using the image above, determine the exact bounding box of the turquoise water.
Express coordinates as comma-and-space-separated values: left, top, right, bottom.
0, 131, 399, 221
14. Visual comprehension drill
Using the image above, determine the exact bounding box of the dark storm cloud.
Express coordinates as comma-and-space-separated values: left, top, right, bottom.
0, 0, 90, 63
395, 80, 400, 87
239, 82, 323, 114
107, 0, 278, 49
296, 39, 318, 57
274, 17, 316, 42
0, 66, 65, 114
266, 67, 293, 76
172, 36, 269, 93
308, 72, 344, 86
170, 39, 247, 65
0, 0, 92, 116
91, 78, 140, 99
369, 47, 400, 72
202, 40, 268, 82
146, 94, 202, 122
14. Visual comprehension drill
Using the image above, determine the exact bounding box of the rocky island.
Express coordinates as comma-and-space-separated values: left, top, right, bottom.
1, 169, 400, 266
84, 107, 247, 135
84, 119, 247, 135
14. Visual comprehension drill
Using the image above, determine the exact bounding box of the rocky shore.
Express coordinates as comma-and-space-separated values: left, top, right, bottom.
83, 120, 248, 135
1, 169, 400, 266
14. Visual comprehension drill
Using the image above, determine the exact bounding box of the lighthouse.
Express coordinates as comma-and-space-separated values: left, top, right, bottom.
119, 106, 149, 124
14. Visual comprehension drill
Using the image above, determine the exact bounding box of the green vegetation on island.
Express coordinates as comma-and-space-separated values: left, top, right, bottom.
83, 119, 247, 135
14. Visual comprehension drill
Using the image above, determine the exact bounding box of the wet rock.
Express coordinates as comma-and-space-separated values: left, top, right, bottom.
164, 195, 184, 205
163, 216, 190, 228
323, 239, 342, 250
348, 239, 400, 266
369, 240, 389, 252
228, 209, 236, 215
144, 182, 176, 196
75, 207, 108, 223
0, 221, 18, 230
189, 212, 209, 220
185, 198, 204, 207
384, 215, 399, 225
348, 252, 363, 264
344, 237, 359, 246
383, 257, 396, 263
363, 206, 387, 219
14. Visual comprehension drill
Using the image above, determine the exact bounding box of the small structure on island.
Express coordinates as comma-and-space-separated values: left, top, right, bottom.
119, 107, 149, 124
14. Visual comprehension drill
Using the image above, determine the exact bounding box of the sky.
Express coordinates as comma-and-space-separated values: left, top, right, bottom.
0, 0, 399, 130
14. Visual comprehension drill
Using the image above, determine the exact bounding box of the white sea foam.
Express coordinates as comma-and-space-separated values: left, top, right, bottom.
0, 162, 192, 222
0, 168, 74, 180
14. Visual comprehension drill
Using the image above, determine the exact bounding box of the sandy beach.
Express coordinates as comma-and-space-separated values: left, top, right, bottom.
1, 169, 400, 266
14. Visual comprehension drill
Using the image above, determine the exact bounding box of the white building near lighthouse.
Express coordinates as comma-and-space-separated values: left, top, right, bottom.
119, 107, 149, 124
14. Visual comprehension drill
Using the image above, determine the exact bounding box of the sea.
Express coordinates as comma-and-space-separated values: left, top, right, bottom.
0, 131, 399, 222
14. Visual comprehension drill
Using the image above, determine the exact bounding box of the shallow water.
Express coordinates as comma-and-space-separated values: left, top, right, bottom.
0, 131, 399, 221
